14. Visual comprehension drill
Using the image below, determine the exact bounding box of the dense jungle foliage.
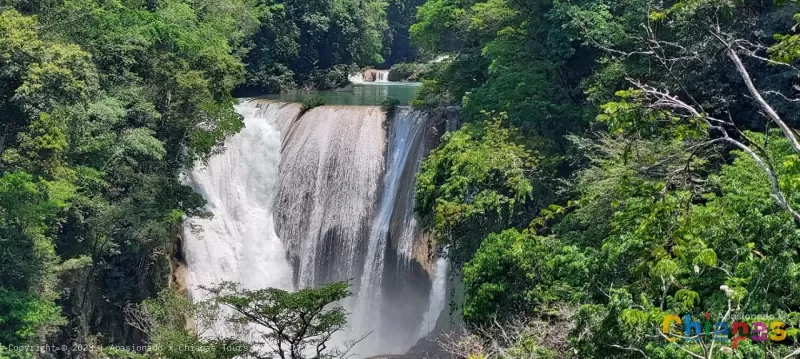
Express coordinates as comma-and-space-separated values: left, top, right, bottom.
7, 0, 800, 357
410, 0, 800, 357
0, 0, 392, 357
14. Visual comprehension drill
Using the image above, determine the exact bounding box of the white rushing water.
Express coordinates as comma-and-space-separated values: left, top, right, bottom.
353, 107, 431, 350
183, 102, 296, 298
420, 258, 449, 337
184, 101, 451, 357
349, 69, 390, 84
275, 106, 386, 290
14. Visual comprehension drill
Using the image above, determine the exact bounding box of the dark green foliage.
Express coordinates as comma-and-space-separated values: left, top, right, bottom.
388, 63, 422, 81
387, 62, 440, 81
382, 0, 427, 66
410, 0, 591, 158
308, 64, 360, 91
300, 95, 327, 113
240, 0, 389, 93
0, 0, 258, 349
410, 79, 452, 109
0, 0, 396, 350
462, 228, 588, 324
381, 97, 401, 112
0, 288, 64, 346
411, 0, 800, 357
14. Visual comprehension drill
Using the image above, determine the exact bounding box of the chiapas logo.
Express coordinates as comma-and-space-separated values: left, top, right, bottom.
662, 312, 792, 348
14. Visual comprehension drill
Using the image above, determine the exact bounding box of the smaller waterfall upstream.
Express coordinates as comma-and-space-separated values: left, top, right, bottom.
375, 70, 389, 82
349, 69, 391, 84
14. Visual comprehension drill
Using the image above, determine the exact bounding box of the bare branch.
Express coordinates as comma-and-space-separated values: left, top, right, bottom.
610, 344, 650, 359
710, 31, 800, 156
438, 306, 576, 358
626, 78, 800, 223
764, 90, 800, 103
783, 347, 800, 359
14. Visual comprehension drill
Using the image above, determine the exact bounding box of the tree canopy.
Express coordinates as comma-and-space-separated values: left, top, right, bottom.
411, 0, 800, 357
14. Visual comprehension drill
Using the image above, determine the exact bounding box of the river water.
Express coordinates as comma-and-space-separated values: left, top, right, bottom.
261, 83, 421, 106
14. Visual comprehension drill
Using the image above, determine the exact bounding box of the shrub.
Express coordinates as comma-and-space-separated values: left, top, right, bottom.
301, 95, 326, 112
410, 80, 453, 109
381, 98, 401, 113
419, 61, 447, 80
243, 63, 297, 94
388, 63, 425, 81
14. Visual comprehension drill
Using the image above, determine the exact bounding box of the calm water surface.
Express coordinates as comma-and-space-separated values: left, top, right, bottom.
261, 83, 421, 106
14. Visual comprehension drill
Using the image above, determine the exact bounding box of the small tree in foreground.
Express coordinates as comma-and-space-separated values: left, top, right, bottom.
205, 281, 367, 359
126, 289, 250, 359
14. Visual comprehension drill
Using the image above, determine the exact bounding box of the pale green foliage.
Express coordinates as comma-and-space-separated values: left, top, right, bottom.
118, 128, 166, 161
0, 10, 42, 80
0, 172, 70, 345
597, 89, 706, 140
206, 281, 354, 359
415, 112, 536, 263
14, 44, 98, 113
11, 112, 69, 177
411, 0, 589, 157
242, 0, 389, 92
409, 0, 463, 53
134, 290, 248, 359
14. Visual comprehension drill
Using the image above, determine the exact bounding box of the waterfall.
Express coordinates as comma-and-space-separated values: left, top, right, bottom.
349, 69, 391, 84
183, 102, 298, 297
375, 70, 389, 82
184, 101, 455, 357
351, 107, 434, 353
420, 258, 449, 336
274, 106, 386, 290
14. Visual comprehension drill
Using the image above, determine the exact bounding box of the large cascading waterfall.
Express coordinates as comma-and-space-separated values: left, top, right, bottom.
274, 106, 386, 290
183, 100, 455, 356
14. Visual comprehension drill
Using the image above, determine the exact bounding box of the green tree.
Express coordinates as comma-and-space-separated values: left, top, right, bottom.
0, 0, 257, 349
462, 228, 587, 324
410, 0, 592, 158
206, 281, 363, 359
0, 171, 70, 345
